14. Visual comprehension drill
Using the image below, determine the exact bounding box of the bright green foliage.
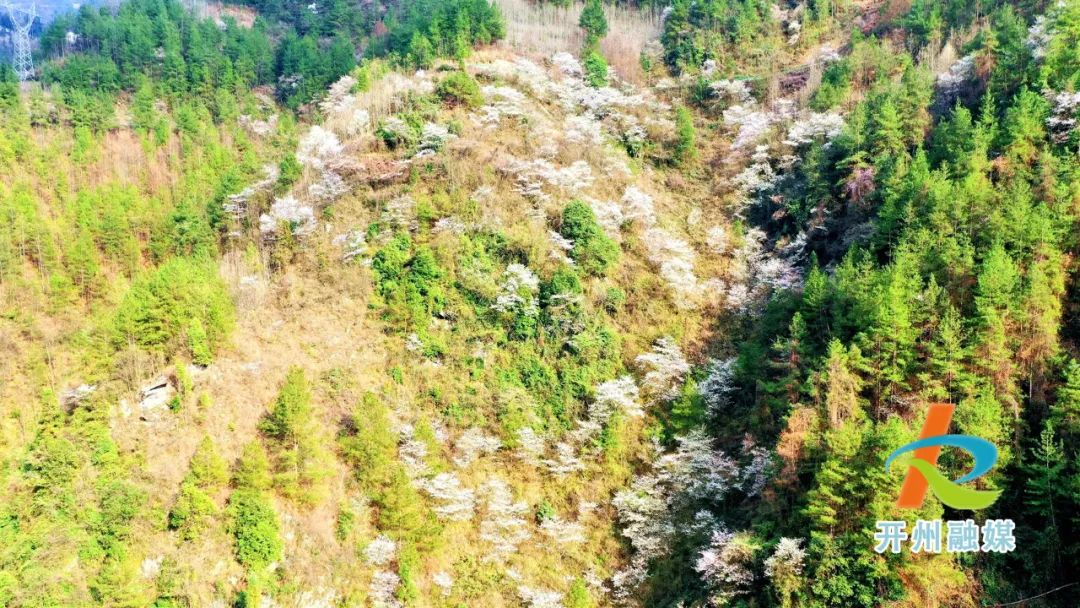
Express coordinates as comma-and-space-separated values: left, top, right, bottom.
560, 201, 619, 276
234, 442, 273, 492
277, 154, 303, 192
929, 104, 976, 172
170, 437, 227, 540
352, 63, 372, 93
379, 468, 440, 548
65, 89, 116, 134
1052, 360, 1080, 435
173, 363, 193, 411
583, 50, 609, 88
811, 60, 852, 110
228, 489, 283, 570
673, 106, 696, 165
567, 578, 595, 608
339, 393, 439, 545
169, 482, 217, 541
435, 71, 483, 108
602, 286, 626, 313
189, 436, 229, 488
377, 116, 420, 149
1015, 421, 1068, 586
187, 318, 214, 366
372, 234, 447, 329
667, 379, 706, 438
113, 258, 235, 355
340, 393, 397, 492
335, 507, 356, 541
408, 32, 436, 69
131, 77, 169, 146
540, 266, 583, 306
259, 368, 332, 506
396, 544, 421, 603
94, 480, 146, 557
260, 368, 312, 441
0, 65, 17, 109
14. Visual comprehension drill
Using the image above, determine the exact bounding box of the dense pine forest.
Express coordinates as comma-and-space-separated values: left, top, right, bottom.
0, 0, 1077, 606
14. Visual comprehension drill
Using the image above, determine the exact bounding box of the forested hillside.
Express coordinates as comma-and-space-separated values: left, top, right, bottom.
0, 0, 1077, 606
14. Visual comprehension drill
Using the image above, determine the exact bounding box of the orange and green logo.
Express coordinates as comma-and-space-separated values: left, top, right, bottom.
885, 403, 1001, 510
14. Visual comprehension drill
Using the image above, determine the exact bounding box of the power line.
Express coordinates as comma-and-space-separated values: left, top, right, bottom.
988, 582, 1077, 607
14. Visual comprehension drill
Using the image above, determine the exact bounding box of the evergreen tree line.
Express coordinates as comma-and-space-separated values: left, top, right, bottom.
26, 0, 504, 110
646, 2, 1080, 606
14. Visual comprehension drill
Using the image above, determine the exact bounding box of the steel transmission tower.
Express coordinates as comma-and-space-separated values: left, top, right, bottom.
2, 2, 35, 81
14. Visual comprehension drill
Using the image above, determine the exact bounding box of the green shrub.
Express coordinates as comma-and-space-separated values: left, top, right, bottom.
258, 368, 331, 506
174, 362, 193, 399
540, 266, 583, 306
377, 117, 419, 149
187, 318, 213, 365
113, 258, 234, 355
340, 393, 397, 491
372, 235, 447, 328
351, 63, 371, 93
674, 105, 696, 165
811, 60, 852, 111
602, 287, 626, 313
189, 436, 228, 488
28, 436, 80, 488
259, 367, 311, 441
0, 64, 17, 109
435, 71, 482, 109
372, 233, 413, 286
277, 154, 302, 192
396, 544, 421, 603
234, 583, 261, 608
335, 506, 356, 541
26, 436, 80, 510
95, 480, 145, 554
228, 489, 283, 570
509, 311, 539, 341
561, 201, 619, 276
567, 578, 595, 608
535, 500, 556, 523
407, 32, 435, 69
169, 481, 216, 541
639, 49, 654, 75
234, 441, 272, 491
0, 571, 16, 607
583, 50, 609, 88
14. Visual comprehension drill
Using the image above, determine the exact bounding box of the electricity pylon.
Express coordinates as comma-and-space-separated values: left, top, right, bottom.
2, 1, 35, 81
